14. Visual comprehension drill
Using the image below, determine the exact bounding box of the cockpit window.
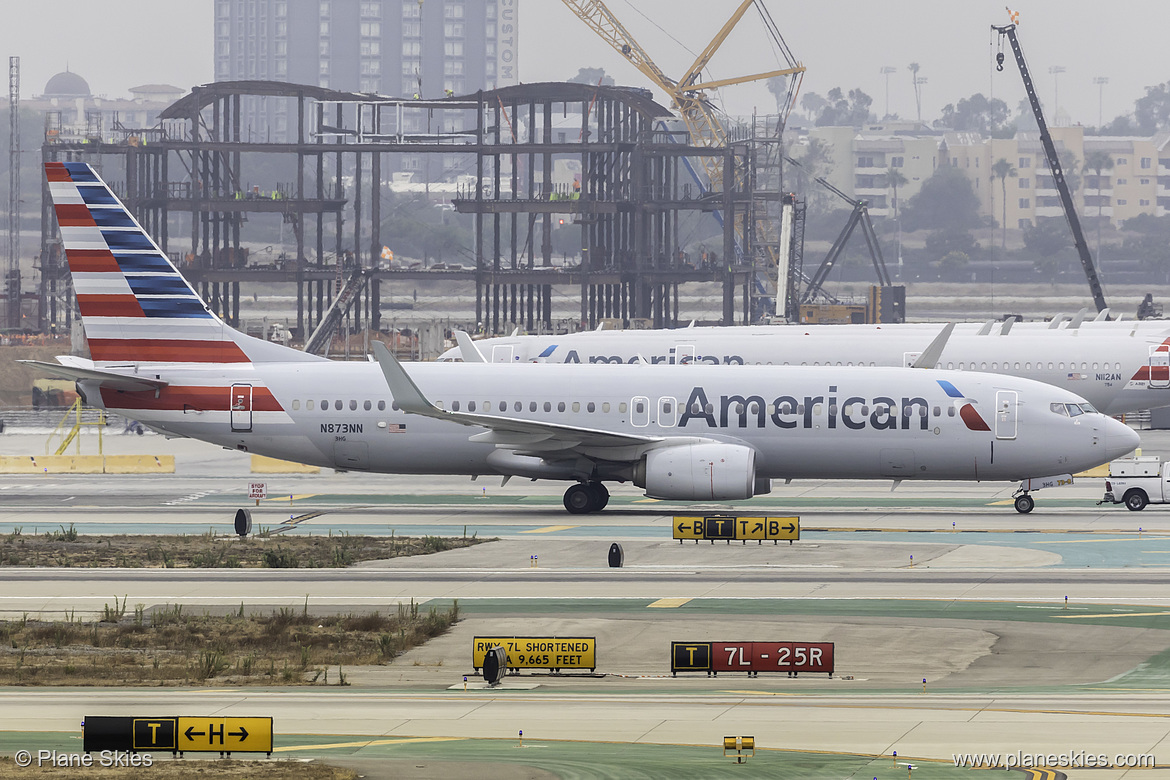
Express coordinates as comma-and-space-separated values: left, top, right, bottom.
1079, 403, 1098, 415
1050, 403, 1069, 416
1066, 403, 1084, 417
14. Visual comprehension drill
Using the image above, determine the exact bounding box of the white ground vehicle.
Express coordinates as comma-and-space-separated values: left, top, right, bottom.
1101, 457, 1170, 511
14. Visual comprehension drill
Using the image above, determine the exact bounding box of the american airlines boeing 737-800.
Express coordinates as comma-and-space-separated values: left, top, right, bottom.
441, 321, 1170, 417
27, 162, 1138, 514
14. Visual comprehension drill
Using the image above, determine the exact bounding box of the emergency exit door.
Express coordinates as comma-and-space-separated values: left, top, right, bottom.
1150, 346, 1169, 389
230, 384, 253, 432
995, 390, 1017, 440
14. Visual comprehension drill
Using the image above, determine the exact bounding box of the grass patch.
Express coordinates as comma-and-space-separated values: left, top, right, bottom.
0, 757, 357, 779
0, 528, 485, 568
0, 599, 458, 686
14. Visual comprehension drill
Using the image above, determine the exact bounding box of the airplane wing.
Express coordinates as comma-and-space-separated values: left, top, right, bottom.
910, 323, 954, 369
372, 341, 666, 456
18, 357, 168, 393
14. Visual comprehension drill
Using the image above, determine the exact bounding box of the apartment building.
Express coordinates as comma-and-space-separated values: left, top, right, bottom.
804, 122, 1168, 228
213, 0, 519, 142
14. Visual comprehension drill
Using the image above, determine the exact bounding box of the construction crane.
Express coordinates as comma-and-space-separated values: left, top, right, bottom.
559, 0, 804, 190
992, 21, 1108, 314
559, 0, 804, 317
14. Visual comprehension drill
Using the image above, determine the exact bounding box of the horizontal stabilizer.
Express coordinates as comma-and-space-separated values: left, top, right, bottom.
18, 359, 168, 392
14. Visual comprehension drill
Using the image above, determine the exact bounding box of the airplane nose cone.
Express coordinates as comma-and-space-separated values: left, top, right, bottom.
1104, 417, 1141, 461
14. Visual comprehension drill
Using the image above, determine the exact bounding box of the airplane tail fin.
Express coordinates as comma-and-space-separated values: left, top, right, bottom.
45, 161, 321, 367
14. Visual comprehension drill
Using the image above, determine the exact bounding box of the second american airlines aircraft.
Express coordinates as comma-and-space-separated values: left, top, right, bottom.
442, 321, 1170, 417
29, 162, 1138, 515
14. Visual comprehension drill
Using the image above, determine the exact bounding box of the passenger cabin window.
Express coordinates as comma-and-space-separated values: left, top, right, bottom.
572, 402, 580, 413
544, 402, 552, 412
529, 401, 537, 412
335, 400, 343, 411
452, 401, 460, 411
292, 400, 300, 410
307, 400, 315, 410
558, 402, 566, 413
468, 401, 475, 411
363, 400, 371, 411
349, 400, 357, 410
499, 401, 507, 412
379, 400, 387, 411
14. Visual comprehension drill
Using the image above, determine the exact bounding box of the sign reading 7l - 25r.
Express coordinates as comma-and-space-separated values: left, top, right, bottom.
176, 717, 272, 755
673, 516, 799, 543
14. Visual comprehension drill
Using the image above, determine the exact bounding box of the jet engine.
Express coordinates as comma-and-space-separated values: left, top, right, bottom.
633, 442, 757, 500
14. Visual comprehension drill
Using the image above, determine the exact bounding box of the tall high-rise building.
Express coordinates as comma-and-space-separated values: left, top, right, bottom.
213, 0, 519, 141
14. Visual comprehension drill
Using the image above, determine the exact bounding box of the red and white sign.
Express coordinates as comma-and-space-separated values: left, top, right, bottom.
248, 482, 268, 500
710, 641, 834, 674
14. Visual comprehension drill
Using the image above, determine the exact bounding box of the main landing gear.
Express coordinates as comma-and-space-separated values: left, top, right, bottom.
563, 482, 609, 514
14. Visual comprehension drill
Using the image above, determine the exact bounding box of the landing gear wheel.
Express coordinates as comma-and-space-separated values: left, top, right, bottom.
1124, 489, 1148, 511
563, 484, 595, 514
590, 482, 610, 510
1014, 493, 1035, 514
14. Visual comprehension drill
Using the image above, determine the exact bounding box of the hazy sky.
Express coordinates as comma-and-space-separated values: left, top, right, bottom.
3, 1, 1167, 129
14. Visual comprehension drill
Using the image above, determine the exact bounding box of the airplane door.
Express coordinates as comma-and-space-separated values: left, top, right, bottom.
631, 396, 650, 427
657, 396, 678, 428
1149, 346, 1169, 389
995, 390, 1018, 440
902, 351, 921, 368
491, 345, 515, 364
230, 384, 253, 432
675, 345, 696, 365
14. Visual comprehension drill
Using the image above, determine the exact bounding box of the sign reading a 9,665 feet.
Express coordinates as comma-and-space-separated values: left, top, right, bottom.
472, 637, 596, 672
673, 515, 799, 543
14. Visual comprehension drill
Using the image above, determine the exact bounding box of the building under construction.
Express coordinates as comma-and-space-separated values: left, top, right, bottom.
31, 79, 772, 346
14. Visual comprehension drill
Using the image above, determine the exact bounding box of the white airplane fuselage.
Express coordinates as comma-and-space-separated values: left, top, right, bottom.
86, 361, 1134, 484
442, 323, 1170, 417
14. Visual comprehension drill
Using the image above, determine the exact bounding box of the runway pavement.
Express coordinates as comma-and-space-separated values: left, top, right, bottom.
1, 429, 1170, 777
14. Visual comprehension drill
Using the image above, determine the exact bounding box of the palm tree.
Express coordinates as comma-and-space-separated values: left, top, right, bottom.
886, 167, 909, 269
1083, 149, 1115, 265
991, 158, 1018, 252
908, 62, 922, 123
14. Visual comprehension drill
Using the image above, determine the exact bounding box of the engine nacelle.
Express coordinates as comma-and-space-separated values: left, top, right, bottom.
633, 442, 756, 501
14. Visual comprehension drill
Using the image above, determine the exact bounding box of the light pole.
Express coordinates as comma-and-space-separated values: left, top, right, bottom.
1048, 65, 1065, 123
881, 66, 896, 119
1094, 76, 1109, 128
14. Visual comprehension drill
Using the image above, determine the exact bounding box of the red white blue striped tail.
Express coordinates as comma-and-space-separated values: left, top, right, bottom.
46, 162, 317, 367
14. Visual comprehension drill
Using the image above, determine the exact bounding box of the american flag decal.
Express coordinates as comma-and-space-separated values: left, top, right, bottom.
1067, 372, 1087, 380
387, 423, 407, 433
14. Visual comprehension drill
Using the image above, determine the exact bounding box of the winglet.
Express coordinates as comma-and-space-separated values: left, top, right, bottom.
372, 341, 441, 417
910, 323, 954, 369
453, 331, 487, 363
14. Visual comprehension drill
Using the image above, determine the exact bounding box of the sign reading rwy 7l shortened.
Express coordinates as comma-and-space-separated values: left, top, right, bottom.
673, 515, 799, 542
473, 637, 596, 672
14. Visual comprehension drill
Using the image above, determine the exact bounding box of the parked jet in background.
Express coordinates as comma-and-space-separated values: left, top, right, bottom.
441, 321, 1170, 417
28, 162, 1138, 515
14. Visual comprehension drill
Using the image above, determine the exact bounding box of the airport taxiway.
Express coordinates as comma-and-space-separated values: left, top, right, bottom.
3, 430, 1170, 777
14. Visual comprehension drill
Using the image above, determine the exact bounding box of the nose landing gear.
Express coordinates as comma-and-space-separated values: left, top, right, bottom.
563, 481, 610, 514
1013, 492, 1035, 514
